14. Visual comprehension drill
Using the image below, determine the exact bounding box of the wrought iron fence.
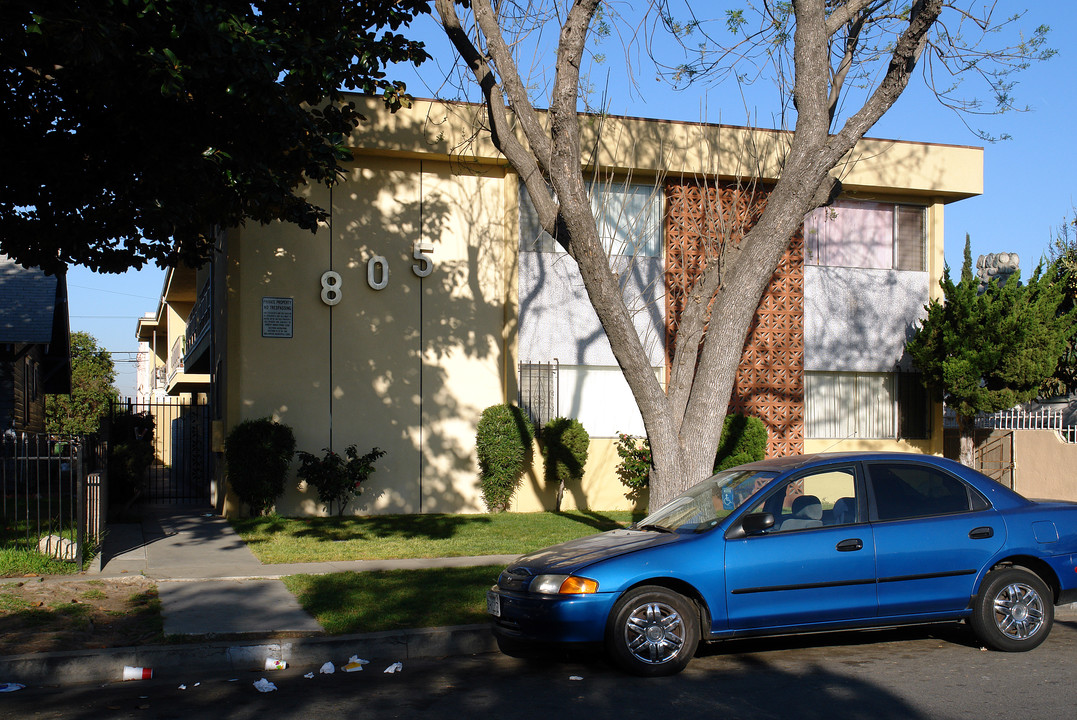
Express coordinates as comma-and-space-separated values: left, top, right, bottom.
0, 431, 103, 569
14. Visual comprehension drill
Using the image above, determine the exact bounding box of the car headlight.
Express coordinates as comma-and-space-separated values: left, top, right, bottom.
530, 574, 599, 595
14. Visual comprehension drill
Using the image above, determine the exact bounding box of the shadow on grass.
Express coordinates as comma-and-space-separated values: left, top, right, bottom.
284, 566, 502, 635
233, 510, 641, 547
296, 514, 490, 543
551, 510, 645, 532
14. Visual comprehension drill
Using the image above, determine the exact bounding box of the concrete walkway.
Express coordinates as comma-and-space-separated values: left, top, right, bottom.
90, 504, 517, 637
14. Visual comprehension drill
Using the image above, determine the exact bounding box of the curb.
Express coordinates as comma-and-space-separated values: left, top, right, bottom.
0, 624, 497, 687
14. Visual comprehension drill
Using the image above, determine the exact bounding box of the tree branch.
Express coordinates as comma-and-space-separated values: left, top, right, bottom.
434, 0, 558, 230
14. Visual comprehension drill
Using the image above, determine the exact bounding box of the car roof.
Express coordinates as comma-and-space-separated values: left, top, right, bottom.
733, 451, 954, 473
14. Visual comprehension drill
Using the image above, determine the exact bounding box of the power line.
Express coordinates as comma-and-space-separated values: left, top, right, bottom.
68, 284, 158, 301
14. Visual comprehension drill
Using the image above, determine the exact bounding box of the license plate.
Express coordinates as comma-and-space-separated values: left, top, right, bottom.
486, 590, 501, 617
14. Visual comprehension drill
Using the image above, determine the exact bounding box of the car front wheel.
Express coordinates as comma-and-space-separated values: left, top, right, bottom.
607, 586, 699, 676
971, 567, 1053, 652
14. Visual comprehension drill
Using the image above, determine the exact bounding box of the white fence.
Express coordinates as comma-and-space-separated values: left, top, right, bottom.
944, 407, 1074, 443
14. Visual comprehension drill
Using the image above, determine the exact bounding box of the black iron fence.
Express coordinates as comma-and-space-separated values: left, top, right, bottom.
111, 397, 211, 503
0, 431, 104, 570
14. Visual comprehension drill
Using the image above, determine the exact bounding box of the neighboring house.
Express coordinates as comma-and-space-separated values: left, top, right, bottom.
137, 96, 983, 516
0, 256, 71, 432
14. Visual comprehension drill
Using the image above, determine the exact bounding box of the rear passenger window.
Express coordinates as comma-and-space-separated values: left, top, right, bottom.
869, 463, 972, 521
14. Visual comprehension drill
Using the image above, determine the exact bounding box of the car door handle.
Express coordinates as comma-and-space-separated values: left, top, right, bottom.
969, 526, 994, 539
836, 538, 863, 552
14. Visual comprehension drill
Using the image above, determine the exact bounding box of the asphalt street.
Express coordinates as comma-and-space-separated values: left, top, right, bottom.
5, 619, 1076, 719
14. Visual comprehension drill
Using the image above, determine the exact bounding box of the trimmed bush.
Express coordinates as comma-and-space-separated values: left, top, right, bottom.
296, 445, 385, 516
540, 417, 589, 511
714, 413, 769, 472
225, 418, 296, 516
476, 404, 533, 512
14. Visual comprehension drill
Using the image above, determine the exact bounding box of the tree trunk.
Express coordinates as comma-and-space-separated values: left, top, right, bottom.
957, 413, 977, 468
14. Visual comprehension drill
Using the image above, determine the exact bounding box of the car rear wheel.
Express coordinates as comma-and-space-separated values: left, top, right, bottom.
971, 567, 1053, 652
607, 586, 699, 676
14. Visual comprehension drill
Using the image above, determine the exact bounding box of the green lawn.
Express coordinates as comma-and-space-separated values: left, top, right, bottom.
283, 566, 503, 634
232, 510, 642, 564
0, 547, 81, 577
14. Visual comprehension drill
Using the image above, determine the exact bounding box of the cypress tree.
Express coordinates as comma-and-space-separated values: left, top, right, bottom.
907, 235, 1076, 466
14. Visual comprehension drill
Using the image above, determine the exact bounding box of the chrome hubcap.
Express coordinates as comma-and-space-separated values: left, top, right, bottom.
993, 582, 1045, 640
624, 601, 685, 665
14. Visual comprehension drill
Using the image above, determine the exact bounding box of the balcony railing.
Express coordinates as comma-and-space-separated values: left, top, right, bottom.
169, 334, 185, 379
185, 279, 212, 361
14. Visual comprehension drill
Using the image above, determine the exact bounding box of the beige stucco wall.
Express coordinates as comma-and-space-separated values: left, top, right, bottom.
223, 154, 514, 515
1013, 430, 1077, 501
512, 437, 648, 514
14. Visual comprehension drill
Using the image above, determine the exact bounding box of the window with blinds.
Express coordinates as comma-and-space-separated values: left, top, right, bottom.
805, 371, 930, 440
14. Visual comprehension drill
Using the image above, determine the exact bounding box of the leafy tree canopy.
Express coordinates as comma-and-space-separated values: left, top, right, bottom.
1, 0, 429, 274
45, 331, 118, 435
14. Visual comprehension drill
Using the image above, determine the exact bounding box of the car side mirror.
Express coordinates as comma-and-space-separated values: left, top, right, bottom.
741, 512, 775, 535
724, 512, 775, 540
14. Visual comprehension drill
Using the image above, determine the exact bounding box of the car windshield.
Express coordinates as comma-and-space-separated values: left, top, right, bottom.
635, 469, 779, 533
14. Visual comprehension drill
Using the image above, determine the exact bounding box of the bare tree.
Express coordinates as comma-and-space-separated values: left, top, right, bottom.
433, 0, 1052, 509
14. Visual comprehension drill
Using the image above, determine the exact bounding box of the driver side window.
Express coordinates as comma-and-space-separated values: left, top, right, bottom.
748, 467, 859, 532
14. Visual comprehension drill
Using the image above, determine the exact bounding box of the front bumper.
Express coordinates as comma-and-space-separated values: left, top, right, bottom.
488, 584, 617, 644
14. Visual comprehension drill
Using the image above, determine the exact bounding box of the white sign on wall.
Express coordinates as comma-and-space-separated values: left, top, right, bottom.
262, 297, 294, 338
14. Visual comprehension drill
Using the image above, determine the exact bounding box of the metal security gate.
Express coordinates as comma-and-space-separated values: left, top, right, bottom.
111, 398, 212, 503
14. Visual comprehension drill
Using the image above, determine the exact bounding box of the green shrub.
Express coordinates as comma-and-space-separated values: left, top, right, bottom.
540, 417, 589, 511
297, 445, 385, 516
476, 404, 533, 512
225, 418, 296, 516
714, 414, 768, 472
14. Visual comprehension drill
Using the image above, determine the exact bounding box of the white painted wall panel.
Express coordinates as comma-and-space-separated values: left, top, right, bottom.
804, 266, 928, 372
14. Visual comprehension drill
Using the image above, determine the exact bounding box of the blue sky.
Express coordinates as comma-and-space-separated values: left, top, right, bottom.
67, 4, 1076, 397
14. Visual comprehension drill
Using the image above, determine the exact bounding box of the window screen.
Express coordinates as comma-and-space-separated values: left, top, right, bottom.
805, 199, 926, 271
520, 180, 662, 257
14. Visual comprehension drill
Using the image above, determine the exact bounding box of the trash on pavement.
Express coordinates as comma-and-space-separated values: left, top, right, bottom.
179, 685, 187, 690
383, 662, 403, 674
0, 683, 25, 692
343, 655, 369, 672
265, 658, 287, 670
253, 678, 278, 693
123, 666, 153, 681
569, 676, 584, 681
304, 672, 315, 679
320, 662, 336, 674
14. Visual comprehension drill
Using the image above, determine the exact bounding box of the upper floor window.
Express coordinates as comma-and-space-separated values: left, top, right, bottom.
805, 199, 925, 271
521, 181, 662, 258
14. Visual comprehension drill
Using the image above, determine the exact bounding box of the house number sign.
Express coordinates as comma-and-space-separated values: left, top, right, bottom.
320, 241, 433, 306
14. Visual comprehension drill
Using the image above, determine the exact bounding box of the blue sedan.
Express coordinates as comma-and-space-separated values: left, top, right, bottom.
486, 452, 1077, 675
